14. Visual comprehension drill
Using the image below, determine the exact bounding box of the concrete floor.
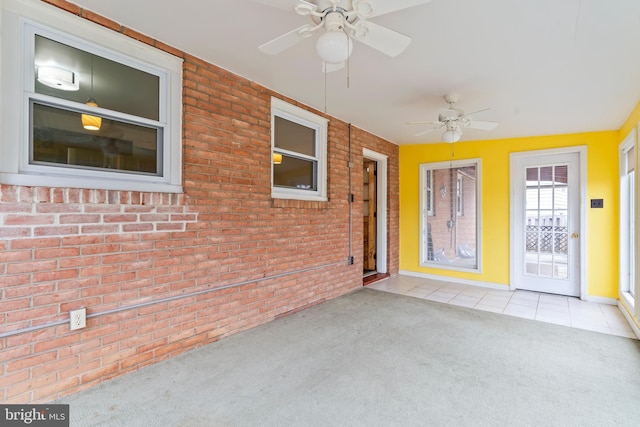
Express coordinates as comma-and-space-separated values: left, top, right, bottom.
59, 287, 640, 426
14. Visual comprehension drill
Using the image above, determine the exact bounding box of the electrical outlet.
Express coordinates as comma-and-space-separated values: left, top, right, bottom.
70, 308, 86, 330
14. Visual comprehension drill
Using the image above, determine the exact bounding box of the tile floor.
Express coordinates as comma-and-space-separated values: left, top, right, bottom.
367, 275, 638, 339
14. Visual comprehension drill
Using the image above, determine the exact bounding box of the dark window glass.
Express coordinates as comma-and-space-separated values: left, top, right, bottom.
32, 102, 160, 175
35, 35, 159, 121
274, 116, 315, 156
273, 156, 317, 191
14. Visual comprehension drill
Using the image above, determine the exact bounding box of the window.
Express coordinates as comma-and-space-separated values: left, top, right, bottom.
620, 128, 637, 315
271, 97, 328, 201
0, 0, 183, 192
420, 159, 481, 271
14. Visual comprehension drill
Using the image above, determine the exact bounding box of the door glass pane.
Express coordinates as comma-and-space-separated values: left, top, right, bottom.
525, 165, 569, 279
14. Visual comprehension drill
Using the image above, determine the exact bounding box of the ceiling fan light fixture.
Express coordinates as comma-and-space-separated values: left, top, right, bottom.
36, 66, 79, 91
316, 30, 353, 64
442, 128, 462, 143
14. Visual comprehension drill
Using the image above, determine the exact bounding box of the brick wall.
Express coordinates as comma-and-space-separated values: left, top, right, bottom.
0, 0, 399, 403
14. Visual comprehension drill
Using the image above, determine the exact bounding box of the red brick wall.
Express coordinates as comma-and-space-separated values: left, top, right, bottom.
0, 1, 399, 403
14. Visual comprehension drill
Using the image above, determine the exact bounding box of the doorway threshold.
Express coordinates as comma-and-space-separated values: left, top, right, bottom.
363, 272, 390, 286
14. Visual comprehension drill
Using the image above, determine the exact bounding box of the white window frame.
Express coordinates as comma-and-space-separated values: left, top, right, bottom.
419, 159, 482, 273
0, 0, 183, 193
619, 127, 638, 318
271, 97, 328, 201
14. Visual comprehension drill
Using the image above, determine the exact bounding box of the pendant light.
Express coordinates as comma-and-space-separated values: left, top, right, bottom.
82, 55, 101, 131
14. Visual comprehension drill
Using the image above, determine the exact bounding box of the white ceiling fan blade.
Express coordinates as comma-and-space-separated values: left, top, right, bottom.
250, 0, 300, 12
322, 61, 345, 73
465, 108, 490, 117
414, 127, 441, 137
406, 120, 442, 125
408, 121, 444, 137
352, 0, 432, 19
466, 120, 499, 131
351, 21, 411, 57
259, 25, 313, 55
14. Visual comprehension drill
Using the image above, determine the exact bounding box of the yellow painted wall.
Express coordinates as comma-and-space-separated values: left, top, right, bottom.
400, 131, 620, 298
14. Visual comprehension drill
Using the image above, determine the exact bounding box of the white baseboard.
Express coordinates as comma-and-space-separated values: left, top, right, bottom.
399, 270, 623, 306
583, 295, 618, 305
399, 270, 507, 291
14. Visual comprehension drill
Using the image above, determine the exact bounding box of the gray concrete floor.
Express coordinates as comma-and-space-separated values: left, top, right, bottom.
60, 288, 640, 426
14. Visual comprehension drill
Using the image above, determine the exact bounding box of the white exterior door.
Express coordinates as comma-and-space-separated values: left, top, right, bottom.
512, 150, 582, 297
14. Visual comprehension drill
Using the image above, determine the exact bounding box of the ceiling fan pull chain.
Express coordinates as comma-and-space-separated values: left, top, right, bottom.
324, 64, 328, 113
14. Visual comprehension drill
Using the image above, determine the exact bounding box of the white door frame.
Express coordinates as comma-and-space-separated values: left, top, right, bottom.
363, 148, 388, 274
509, 146, 587, 298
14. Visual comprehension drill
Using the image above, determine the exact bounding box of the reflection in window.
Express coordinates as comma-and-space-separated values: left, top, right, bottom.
273, 116, 317, 191
35, 35, 160, 120
421, 160, 480, 271
32, 103, 160, 175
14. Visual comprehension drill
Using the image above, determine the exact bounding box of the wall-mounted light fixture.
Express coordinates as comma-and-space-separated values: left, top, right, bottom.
36, 66, 79, 91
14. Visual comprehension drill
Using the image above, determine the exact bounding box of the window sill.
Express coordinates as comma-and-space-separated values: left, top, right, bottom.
0, 172, 183, 194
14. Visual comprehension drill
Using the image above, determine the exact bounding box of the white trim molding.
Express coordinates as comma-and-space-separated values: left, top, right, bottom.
399, 270, 507, 291
363, 148, 388, 274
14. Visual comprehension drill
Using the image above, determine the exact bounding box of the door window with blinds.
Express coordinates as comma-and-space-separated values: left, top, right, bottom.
420, 159, 481, 271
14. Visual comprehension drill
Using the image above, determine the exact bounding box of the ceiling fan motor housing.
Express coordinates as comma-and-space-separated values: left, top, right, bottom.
438, 109, 459, 122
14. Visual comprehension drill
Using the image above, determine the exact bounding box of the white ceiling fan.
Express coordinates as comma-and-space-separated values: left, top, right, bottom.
408, 94, 499, 142
256, 0, 432, 72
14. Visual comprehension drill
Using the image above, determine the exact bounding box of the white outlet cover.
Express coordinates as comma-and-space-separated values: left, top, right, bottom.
70, 308, 87, 330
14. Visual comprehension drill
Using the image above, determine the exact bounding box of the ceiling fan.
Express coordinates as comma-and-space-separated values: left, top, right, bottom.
257, 0, 432, 72
408, 94, 499, 142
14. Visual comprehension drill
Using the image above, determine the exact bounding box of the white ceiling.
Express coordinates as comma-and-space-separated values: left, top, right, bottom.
68, 0, 640, 145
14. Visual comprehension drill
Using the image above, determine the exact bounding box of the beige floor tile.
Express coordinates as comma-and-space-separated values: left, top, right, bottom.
449, 294, 481, 308
368, 276, 637, 339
